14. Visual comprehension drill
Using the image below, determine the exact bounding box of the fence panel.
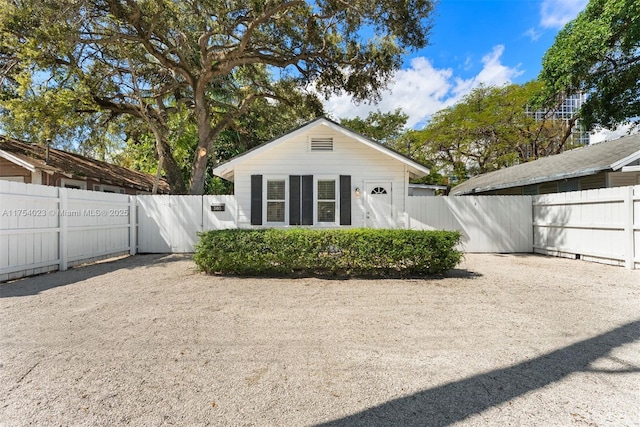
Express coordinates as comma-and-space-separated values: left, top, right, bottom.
1, 181, 60, 281
66, 188, 132, 266
533, 185, 639, 269
1, 182, 135, 281
203, 195, 238, 231
406, 196, 533, 253
137, 195, 203, 253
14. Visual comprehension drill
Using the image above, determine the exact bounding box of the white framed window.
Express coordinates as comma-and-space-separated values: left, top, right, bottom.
96, 184, 127, 193
0, 176, 25, 182
264, 176, 288, 225
309, 136, 334, 152
60, 178, 87, 190
314, 176, 339, 224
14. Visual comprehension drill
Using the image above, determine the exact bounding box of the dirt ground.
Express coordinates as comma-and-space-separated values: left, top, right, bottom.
0, 253, 639, 427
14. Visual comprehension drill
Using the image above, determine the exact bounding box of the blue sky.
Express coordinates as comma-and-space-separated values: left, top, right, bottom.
323, 0, 589, 128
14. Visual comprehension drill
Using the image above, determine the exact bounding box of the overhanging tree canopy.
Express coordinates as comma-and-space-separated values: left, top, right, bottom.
0, 0, 435, 194
414, 82, 575, 183
539, 0, 640, 130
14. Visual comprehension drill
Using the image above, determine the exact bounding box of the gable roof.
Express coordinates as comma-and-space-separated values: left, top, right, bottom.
451, 133, 640, 195
212, 117, 430, 181
0, 135, 170, 193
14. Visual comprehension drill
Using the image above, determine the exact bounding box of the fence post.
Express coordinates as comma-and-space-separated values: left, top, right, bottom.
129, 195, 137, 255
625, 186, 634, 270
59, 188, 68, 271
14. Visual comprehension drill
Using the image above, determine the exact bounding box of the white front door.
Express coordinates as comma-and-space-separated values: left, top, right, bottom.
365, 182, 394, 228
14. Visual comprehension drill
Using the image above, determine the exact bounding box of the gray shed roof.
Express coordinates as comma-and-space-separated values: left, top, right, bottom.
451, 133, 640, 195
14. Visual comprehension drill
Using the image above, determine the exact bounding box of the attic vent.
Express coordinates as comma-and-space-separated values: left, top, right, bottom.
310, 137, 334, 152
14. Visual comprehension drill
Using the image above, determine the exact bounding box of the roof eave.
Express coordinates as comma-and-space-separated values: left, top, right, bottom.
611, 149, 640, 170
0, 149, 37, 172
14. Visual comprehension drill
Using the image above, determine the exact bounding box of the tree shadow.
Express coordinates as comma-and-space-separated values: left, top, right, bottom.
316, 319, 640, 427
0, 254, 189, 298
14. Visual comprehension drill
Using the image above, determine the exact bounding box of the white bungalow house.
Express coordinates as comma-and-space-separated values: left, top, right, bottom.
212, 117, 430, 228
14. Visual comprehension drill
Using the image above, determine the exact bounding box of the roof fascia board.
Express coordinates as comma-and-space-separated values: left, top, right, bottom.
0, 149, 36, 172
611, 149, 640, 170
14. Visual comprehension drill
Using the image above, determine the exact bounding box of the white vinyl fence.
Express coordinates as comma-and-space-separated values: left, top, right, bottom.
533, 185, 640, 269
406, 196, 533, 252
1, 181, 135, 281
2, 183, 638, 281
137, 195, 236, 253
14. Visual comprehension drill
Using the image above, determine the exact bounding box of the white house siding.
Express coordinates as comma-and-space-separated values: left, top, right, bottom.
233, 126, 409, 228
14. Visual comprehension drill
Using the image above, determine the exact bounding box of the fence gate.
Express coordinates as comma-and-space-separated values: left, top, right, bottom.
136, 195, 237, 253
137, 195, 202, 253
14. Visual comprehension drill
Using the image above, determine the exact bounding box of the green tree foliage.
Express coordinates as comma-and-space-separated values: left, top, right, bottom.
0, 0, 435, 194
413, 82, 574, 183
339, 109, 446, 185
340, 108, 409, 145
539, 0, 640, 130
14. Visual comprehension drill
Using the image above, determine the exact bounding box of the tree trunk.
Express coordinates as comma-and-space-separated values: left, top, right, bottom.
189, 84, 214, 195
150, 124, 188, 194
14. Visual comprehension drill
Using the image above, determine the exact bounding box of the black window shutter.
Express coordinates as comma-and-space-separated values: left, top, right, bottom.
250, 175, 262, 225
340, 175, 351, 225
289, 175, 301, 225
302, 175, 314, 225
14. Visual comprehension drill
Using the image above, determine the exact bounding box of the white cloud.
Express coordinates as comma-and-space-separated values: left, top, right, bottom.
540, 0, 588, 29
524, 27, 542, 42
590, 123, 639, 144
452, 45, 524, 99
322, 45, 523, 129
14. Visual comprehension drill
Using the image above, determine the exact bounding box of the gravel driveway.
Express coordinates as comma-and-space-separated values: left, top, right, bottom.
1, 253, 639, 426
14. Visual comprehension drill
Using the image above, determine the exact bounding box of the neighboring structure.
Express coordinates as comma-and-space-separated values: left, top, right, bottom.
408, 183, 449, 196
451, 133, 640, 196
212, 117, 430, 228
0, 135, 170, 194
529, 92, 590, 147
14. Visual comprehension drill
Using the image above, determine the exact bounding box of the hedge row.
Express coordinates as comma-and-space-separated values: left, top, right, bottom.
194, 228, 462, 277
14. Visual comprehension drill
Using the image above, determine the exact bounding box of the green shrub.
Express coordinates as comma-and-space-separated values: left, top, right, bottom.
194, 228, 462, 277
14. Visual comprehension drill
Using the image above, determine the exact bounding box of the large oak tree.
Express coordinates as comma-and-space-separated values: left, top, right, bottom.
0, 0, 435, 193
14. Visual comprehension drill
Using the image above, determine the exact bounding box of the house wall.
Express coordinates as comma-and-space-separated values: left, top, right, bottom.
408, 187, 436, 196
484, 172, 610, 195
51, 173, 141, 194
233, 126, 409, 228
0, 162, 149, 194
0, 158, 31, 182
608, 171, 640, 187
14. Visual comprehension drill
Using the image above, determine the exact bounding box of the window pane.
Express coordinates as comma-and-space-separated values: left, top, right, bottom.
267, 201, 285, 222
267, 180, 285, 200
317, 180, 335, 200
317, 201, 335, 222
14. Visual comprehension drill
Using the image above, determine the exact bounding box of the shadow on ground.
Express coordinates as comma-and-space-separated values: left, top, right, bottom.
0, 254, 190, 298
316, 319, 640, 427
